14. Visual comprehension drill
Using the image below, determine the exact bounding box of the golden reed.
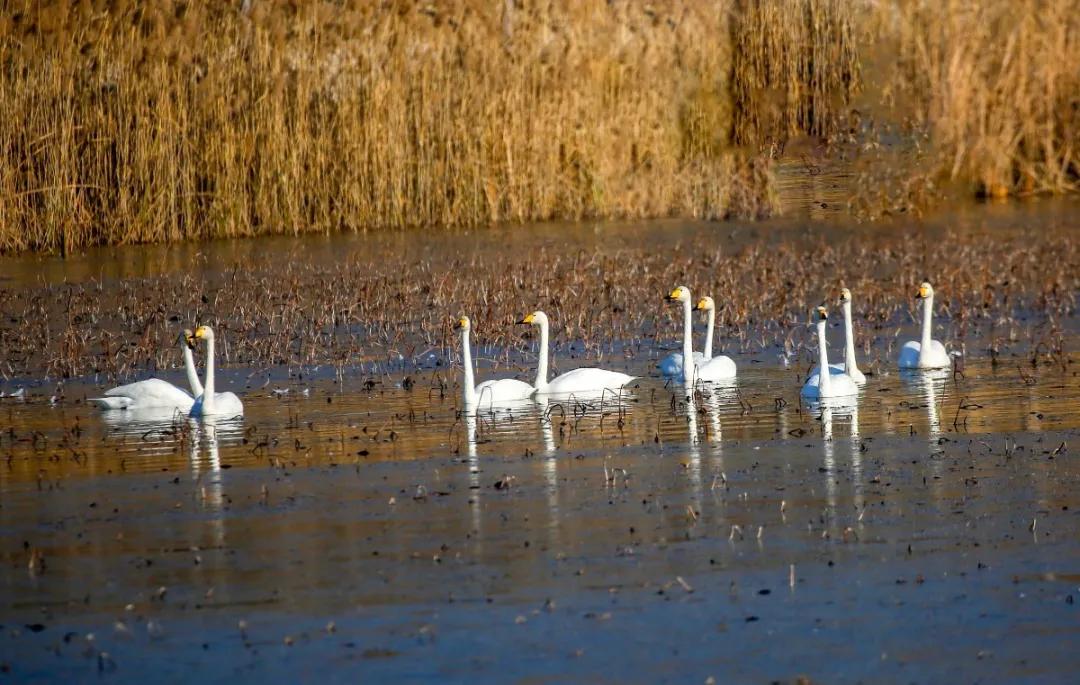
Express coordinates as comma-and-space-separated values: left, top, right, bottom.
2, 1, 1074, 252
0, 1, 860, 252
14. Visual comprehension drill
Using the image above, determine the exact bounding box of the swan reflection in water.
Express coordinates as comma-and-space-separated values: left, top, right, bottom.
683, 381, 736, 498
806, 396, 860, 540
463, 412, 483, 540
188, 416, 241, 550
683, 383, 703, 498
99, 405, 191, 430
534, 398, 562, 549
901, 368, 949, 500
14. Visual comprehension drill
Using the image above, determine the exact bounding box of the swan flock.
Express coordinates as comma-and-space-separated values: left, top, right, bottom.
93, 281, 951, 418
92, 325, 244, 419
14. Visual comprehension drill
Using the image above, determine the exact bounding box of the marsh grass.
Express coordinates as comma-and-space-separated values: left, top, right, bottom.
730, 0, 860, 148
0, 1, 1074, 252
846, 0, 1080, 214
0, 0, 869, 252
885, 0, 1080, 198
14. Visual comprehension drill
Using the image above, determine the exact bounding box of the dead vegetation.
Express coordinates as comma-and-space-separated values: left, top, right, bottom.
0, 1, 1074, 252
0, 222, 1075, 382
0, 0, 865, 252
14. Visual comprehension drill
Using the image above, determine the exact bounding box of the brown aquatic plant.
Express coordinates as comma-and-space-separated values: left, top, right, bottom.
0, 0, 825, 252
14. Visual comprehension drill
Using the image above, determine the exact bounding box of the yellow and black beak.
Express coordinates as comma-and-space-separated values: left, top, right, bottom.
816, 306, 828, 321
453, 317, 468, 331
518, 313, 536, 325
183, 329, 197, 348
664, 288, 682, 303
916, 284, 930, 300
693, 298, 708, 311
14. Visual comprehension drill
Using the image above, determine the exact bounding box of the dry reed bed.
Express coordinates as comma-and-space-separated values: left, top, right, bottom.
846, 0, 1080, 216
885, 0, 1079, 198
0, 0, 863, 252
1, 227, 1076, 383
0, 1, 1074, 250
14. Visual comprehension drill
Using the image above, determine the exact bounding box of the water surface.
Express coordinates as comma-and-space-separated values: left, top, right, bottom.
2, 204, 1080, 682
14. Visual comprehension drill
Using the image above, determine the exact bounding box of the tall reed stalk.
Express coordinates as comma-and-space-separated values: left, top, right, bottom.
9, 1, 1073, 251
1, 1, 815, 251
885, 0, 1079, 197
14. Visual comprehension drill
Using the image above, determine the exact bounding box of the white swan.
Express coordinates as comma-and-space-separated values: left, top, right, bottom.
454, 316, 534, 408
187, 326, 244, 418
838, 288, 867, 383
664, 286, 736, 383
658, 295, 705, 380
802, 306, 859, 400
659, 285, 703, 377
520, 311, 635, 396
89, 331, 205, 412
898, 281, 950, 369
812, 288, 866, 384
692, 296, 737, 381
664, 286, 697, 384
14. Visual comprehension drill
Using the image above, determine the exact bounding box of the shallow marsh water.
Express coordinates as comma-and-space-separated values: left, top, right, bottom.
3, 203, 1080, 682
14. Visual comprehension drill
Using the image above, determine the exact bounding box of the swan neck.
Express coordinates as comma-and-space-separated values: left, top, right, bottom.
704, 308, 714, 360
535, 319, 549, 391
817, 320, 831, 394
843, 301, 858, 372
682, 298, 694, 384
462, 328, 476, 405
203, 336, 216, 413
920, 294, 934, 362
183, 344, 203, 397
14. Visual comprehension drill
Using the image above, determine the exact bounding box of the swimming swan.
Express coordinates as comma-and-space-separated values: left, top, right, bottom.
187, 326, 244, 418
664, 286, 697, 384
898, 282, 950, 369
692, 296, 737, 382
520, 311, 635, 396
454, 315, 534, 408
89, 331, 205, 412
812, 288, 866, 384
838, 288, 867, 383
665, 286, 735, 383
802, 306, 859, 400
657, 293, 704, 378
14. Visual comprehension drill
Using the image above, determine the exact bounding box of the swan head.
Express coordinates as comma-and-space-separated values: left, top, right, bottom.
188, 325, 214, 344
839, 288, 852, 304
665, 286, 691, 303
693, 296, 715, 312
814, 305, 829, 322
181, 329, 197, 349
453, 316, 471, 332
916, 282, 934, 300
519, 311, 548, 326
